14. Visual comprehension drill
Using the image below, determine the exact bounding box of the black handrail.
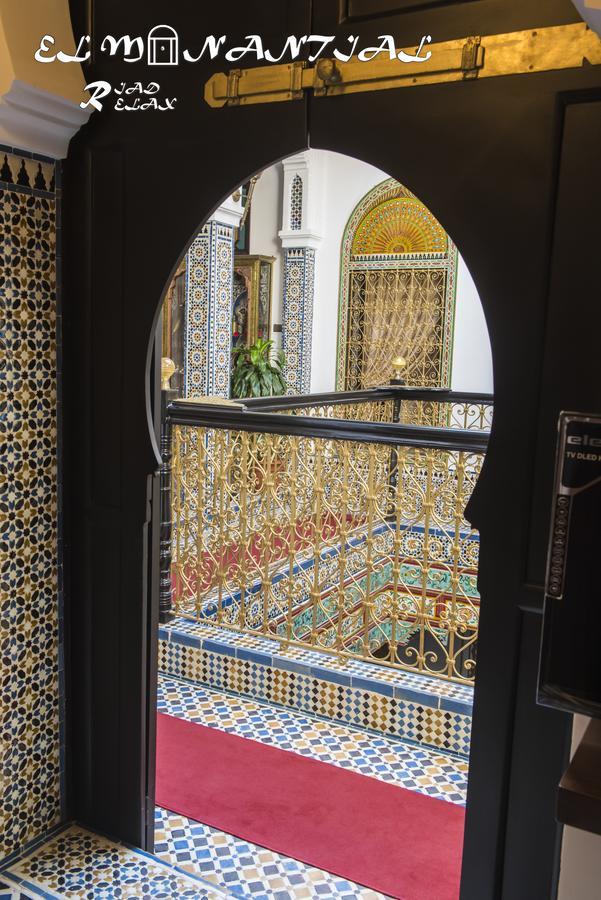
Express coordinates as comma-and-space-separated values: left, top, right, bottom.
168, 400, 489, 453
242, 386, 494, 411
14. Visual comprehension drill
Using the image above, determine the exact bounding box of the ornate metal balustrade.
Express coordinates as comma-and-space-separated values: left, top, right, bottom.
161, 386, 492, 685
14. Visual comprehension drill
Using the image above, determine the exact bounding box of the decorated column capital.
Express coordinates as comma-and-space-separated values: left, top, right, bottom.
209, 193, 244, 230
278, 150, 324, 246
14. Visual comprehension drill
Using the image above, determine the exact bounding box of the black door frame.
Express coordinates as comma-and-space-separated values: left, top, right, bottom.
62, 2, 600, 897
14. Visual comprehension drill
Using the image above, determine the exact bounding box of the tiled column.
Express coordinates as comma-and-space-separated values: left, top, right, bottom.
185, 195, 243, 398
279, 153, 322, 395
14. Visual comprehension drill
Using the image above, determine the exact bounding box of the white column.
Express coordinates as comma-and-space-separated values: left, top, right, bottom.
185, 195, 243, 398
279, 153, 322, 395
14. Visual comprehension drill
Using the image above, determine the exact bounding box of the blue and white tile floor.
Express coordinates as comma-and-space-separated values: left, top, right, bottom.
0, 676, 467, 899
154, 674, 468, 898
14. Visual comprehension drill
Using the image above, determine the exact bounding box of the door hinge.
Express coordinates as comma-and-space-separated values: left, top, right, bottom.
204, 23, 601, 108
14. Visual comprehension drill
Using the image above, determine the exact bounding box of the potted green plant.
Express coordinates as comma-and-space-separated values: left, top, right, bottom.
231, 338, 287, 399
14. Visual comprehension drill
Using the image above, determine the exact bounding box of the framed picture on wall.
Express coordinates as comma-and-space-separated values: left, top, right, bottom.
161, 258, 186, 394
232, 255, 275, 350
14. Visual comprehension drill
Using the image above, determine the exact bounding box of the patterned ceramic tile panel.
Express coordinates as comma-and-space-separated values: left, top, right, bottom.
2, 825, 229, 899
282, 247, 315, 395
0, 881, 23, 899
0, 147, 61, 860
158, 631, 472, 756
185, 220, 234, 398
289, 175, 303, 231
162, 618, 473, 703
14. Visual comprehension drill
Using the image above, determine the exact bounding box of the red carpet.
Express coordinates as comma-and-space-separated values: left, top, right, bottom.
156, 713, 465, 900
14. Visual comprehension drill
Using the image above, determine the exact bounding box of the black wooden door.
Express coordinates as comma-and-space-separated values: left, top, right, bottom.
63, 0, 311, 850
307, 2, 601, 899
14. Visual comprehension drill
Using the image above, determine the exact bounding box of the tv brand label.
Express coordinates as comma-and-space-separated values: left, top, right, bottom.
545, 413, 601, 600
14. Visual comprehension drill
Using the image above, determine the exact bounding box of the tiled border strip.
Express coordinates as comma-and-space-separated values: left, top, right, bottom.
159, 629, 472, 757
0, 877, 31, 899
159, 626, 473, 715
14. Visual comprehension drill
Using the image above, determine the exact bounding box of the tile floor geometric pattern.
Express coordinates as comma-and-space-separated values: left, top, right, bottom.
0, 679, 467, 899
154, 675, 468, 898
1, 824, 229, 899
154, 810, 384, 900
157, 676, 469, 804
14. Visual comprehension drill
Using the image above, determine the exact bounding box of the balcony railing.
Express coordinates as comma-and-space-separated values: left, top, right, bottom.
244, 387, 494, 430
162, 386, 492, 684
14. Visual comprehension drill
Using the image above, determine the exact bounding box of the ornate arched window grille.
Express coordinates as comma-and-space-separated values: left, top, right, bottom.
336, 179, 457, 391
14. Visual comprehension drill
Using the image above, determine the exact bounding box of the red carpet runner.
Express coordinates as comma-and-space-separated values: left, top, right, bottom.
156, 713, 465, 899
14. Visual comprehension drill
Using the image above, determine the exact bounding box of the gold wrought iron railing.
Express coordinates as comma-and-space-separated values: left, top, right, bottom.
162, 386, 491, 684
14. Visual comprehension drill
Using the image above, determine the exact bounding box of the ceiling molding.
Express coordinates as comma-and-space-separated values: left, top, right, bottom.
0, 79, 90, 158
0, 0, 91, 157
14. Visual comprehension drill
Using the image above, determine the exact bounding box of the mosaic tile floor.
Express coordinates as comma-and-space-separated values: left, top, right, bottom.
155, 674, 468, 899
0, 680, 467, 899
0, 824, 229, 898
154, 810, 384, 900
157, 676, 468, 802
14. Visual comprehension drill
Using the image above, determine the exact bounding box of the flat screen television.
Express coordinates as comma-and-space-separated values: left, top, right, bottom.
538, 412, 601, 718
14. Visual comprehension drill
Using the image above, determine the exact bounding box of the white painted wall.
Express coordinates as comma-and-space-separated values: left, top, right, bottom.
248, 149, 493, 395
558, 715, 601, 900
451, 255, 494, 393
310, 150, 392, 392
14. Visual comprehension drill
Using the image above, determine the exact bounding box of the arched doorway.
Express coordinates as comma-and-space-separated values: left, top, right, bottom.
152, 149, 493, 896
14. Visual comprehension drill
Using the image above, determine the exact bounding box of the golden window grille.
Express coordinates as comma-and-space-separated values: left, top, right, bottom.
344, 268, 448, 391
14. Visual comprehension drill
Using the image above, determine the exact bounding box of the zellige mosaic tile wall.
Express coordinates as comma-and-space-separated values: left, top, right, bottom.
0, 147, 61, 860
159, 623, 472, 757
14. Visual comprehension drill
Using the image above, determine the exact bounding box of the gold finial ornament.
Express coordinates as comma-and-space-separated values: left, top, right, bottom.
392, 356, 407, 375
161, 357, 176, 390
